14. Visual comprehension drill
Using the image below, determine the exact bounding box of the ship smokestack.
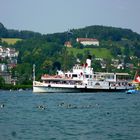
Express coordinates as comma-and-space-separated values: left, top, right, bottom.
86, 55, 92, 67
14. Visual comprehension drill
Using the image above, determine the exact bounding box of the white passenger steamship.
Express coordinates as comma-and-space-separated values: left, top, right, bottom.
33, 58, 134, 93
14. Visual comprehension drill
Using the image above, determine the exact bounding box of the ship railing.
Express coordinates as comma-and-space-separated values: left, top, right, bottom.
43, 80, 83, 86
109, 82, 133, 88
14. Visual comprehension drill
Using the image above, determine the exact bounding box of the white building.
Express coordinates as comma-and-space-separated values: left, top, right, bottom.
76, 38, 99, 46
0, 46, 18, 58
0, 64, 7, 72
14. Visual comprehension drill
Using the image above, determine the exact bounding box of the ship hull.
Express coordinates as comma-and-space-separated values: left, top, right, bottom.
33, 86, 81, 93
33, 85, 132, 93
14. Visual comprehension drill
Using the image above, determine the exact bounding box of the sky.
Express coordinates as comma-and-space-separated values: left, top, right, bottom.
0, 0, 140, 34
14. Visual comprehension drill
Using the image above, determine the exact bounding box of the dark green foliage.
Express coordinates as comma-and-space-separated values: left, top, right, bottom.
0, 23, 8, 37
1, 22, 140, 84
92, 60, 102, 72
110, 46, 122, 56
0, 22, 41, 39
133, 43, 140, 58
13, 63, 32, 84
12, 37, 67, 80
71, 25, 140, 41
1, 84, 32, 90
0, 76, 5, 88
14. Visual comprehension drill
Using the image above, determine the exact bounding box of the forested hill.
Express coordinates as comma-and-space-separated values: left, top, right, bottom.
0, 22, 41, 39
71, 25, 140, 41
1, 22, 140, 41
1, 22, 140, 83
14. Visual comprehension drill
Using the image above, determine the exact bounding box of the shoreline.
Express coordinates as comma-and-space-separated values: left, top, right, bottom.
0, 84, 32, 90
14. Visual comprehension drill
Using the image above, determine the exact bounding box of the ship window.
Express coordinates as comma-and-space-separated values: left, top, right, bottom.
95, 82, 100, 86
86, 75, 89, 78
73, 74, 77, 77
110, 75, 114, 79
106, 75, 114, 79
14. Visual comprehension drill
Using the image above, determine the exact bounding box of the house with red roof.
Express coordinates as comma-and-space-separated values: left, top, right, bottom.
64, 41, 72, 48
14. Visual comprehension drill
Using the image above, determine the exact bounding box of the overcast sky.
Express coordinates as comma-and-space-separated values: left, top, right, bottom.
0, 0, 140, 34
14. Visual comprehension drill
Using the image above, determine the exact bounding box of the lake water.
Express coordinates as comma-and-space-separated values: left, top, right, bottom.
0, 90, 140, 140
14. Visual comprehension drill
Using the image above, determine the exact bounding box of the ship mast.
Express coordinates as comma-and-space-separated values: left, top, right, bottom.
33, 64, 36, 81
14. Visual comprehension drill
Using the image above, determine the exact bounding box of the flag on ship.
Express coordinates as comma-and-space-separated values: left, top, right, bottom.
133, 70, 140, 83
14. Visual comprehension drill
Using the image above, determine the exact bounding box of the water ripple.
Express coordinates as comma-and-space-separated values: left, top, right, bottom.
0, 91, 140, 140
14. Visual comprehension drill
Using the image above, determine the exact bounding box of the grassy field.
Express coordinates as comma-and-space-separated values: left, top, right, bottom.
2, 38, 22, 45
67, 47, 112, 59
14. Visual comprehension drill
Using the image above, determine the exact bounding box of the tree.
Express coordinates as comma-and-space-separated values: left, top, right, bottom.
124, 44, 130, 57
110, 46, 122, 56
134, 43, 140, 58
14, 63, 32, 84
42, 59, 53, 74
53, 61, 61, 71
104, 58, 112, 72
76, 53, 83, 61
92, 60, 101, 72
0, 76, 5, 88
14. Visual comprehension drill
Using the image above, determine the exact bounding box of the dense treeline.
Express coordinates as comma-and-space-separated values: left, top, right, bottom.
1, 22, 140, 42
71, 25, 140, 41
1, 22, 140, 84
13, 38, 77, 81
0, 22, 41, 39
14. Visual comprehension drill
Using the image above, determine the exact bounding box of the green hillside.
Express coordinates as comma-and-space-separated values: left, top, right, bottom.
67, 47, 112, 59
2, 38, 22, 45
1, 22, 140, 84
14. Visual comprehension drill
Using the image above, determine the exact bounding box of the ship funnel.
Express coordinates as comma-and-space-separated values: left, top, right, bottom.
86, 55, 92, 67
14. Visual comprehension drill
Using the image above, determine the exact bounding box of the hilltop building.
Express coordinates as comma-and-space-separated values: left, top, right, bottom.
76, 38, 99, 46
